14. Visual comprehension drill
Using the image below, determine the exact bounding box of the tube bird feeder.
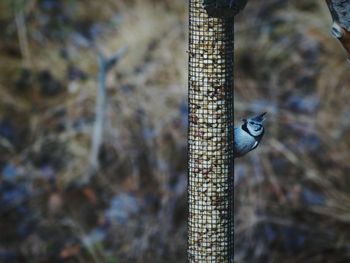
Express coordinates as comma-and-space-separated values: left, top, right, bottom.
188, 0, 239, 262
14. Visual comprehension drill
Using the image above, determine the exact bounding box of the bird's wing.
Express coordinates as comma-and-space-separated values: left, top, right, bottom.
234, 141, 250, 157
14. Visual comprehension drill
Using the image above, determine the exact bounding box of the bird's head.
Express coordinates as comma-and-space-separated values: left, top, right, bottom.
242, 112, 266, 137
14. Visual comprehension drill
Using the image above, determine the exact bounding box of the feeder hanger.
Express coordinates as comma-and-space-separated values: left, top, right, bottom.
202, 0, 248, 18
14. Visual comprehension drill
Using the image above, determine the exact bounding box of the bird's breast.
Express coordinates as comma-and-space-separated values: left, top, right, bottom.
234, 128, 257, 157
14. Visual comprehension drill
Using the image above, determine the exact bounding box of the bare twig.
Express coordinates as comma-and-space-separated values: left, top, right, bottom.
15, 9, 31, 67
325, 0, 350, 60
89, 46, 127, 171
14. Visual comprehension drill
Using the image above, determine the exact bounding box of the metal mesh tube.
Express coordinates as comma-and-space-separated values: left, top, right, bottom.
188, 0, 234, 262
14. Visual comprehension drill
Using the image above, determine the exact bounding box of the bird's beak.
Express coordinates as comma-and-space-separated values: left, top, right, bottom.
252, 112, 267, 122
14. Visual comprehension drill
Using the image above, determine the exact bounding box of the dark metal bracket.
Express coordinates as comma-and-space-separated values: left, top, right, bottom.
202, 0, 248, 18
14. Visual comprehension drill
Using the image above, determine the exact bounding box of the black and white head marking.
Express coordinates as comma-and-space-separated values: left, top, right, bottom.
241, 112, 266, 137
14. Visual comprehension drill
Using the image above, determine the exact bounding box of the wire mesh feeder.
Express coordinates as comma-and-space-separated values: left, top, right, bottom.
188, 0, 234, 262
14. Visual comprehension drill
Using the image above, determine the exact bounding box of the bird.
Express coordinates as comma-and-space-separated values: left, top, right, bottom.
234, 112, 266, 158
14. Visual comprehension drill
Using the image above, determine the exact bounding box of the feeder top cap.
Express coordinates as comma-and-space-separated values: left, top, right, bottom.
202, 0, 248, 18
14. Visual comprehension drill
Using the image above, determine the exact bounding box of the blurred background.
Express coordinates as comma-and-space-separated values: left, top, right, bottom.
0, 0, 349, 262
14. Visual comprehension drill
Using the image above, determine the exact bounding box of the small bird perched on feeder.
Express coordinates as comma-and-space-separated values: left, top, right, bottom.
234, 112, 266, 158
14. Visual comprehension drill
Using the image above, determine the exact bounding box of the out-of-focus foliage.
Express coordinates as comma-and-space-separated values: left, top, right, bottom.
0, 0, 186, 262
1, 0, 350, 262
235, 1, 350, 262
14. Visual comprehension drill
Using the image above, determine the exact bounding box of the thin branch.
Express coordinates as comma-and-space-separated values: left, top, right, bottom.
89, 46, 127, 171
15, 9, 31, 67
105, 46, 128, 72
